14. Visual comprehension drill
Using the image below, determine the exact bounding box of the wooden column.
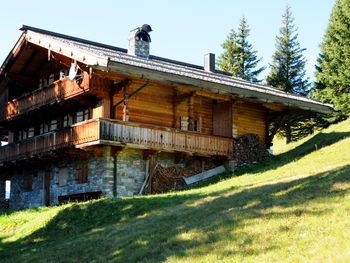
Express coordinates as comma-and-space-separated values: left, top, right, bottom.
188, 94, 194, 131
172, 89, 178, 129
122, 84, 129, 122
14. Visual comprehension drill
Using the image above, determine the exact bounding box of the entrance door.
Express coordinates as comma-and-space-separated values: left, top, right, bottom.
213, 101, 232, 137
44, 170, 50, 206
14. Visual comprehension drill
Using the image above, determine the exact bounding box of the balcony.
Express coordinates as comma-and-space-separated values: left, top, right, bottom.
0, 119, 234, 163
0, 75, 90, 122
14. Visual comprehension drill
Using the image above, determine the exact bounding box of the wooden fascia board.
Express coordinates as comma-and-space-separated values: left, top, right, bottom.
103, 61, 334, 115
0, 32, 27, 77
25, 31, 108, 67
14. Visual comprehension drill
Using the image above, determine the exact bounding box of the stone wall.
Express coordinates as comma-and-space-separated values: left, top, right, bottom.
8, 147, 185, 209
10, 170, 45, 209
116, 149, 145, 197
49, 150, 114, 205
9, 146, 115, 210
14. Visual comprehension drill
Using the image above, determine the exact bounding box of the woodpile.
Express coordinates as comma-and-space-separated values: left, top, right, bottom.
148, 161, 217, 194
233, 134, 270, 165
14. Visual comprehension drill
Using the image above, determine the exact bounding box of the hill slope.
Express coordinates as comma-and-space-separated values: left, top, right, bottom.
1, 119, 350, 262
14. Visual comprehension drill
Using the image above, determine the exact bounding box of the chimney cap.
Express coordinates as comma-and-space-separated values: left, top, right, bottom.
141, 24, 152, 33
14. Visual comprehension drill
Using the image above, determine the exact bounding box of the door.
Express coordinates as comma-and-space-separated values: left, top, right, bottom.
44, 170, 50, 206
213, 101, 232, 137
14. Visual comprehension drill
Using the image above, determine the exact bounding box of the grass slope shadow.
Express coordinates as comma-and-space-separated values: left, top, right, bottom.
1, 163, 350, 262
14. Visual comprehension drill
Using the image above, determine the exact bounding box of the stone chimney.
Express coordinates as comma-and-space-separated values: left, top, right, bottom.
128, 24, 152, 58
204, 53, 215, 72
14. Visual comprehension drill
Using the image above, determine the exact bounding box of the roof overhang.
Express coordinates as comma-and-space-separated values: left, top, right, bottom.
0, 25, 335, 115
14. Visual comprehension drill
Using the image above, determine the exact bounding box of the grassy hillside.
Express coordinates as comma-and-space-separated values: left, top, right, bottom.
1, 119, 350, 262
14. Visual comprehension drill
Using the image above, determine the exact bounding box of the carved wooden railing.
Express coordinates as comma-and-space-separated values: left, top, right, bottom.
0, 128, 73, 163
97, 119, 233, 156
0, 76, 89, 121
0, 118, 233, 163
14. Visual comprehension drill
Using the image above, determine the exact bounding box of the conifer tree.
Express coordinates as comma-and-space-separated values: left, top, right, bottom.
218, 17, 265, 82
267, 6, 310, 143
315, 0, 350, 116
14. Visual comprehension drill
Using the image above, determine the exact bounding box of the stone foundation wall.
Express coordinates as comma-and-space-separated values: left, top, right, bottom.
49, 151, 114, 205
116, 149, 146, 197
8, 147, 189, 210
10, 170, 45, 209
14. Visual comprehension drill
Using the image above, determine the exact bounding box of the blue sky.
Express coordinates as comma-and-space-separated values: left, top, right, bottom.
0, 0, 335, 82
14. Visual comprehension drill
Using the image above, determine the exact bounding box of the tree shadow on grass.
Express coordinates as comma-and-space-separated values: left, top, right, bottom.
1, 164, 350, 262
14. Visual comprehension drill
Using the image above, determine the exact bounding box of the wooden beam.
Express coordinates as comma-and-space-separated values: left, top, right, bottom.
188, 93, 195, 131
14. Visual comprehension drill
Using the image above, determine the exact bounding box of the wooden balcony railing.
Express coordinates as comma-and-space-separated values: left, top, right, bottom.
0, 118, 233, 163
0, 76, 89, 121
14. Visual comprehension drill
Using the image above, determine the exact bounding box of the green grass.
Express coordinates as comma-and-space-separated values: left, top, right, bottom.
1, 119, 350, 262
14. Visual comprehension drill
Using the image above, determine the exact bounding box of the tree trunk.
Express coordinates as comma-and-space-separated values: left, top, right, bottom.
285, 119, 292, 144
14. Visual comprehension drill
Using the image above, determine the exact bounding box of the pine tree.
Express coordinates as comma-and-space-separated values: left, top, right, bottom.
218, 17, 265, 82
315, 0, 350, 116
266, 6, 310, 143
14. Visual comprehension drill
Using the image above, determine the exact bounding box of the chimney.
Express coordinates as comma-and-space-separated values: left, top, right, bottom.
204, 53, 215, 72
128, 24, 152, 58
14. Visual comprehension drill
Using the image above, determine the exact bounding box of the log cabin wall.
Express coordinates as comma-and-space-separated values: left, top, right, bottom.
113, 80, 174, 127
111, 80, 214, 134
232, 101, 267, 142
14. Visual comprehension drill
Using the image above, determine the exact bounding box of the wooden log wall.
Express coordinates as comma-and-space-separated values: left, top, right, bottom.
232, 101, 267, 142
112, 81, 214, 135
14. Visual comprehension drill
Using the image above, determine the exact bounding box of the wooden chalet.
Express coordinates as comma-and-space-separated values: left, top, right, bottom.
0, 25, 333, 209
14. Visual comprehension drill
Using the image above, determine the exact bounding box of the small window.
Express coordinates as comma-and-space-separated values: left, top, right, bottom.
39, 124, 44, 134
22, 130, 27, 139
76, 163, 88, 184
63, 115, 69, 127
83, 108, 90, 121
44, 123, 49, 133
50, 119, 58, 131
23, 174, 32, 192
28, 127, 35, 138
58, 168, 68, 187
76, 110, 84, 123
193, 118, 201, 132
180, 116, 189, 131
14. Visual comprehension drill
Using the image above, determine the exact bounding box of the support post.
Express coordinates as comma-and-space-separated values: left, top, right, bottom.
188, 94, 194, 131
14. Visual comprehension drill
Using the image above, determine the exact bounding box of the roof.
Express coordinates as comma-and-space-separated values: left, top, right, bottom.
1, 25, 334, 114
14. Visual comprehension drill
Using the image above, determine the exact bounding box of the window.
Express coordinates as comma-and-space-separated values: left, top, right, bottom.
23, 174, 32, 192
180, 116, 201, 132
193, 118, 201, 132
76, 163, 88, 184
63, 115, 69, 127
58, 168, 68, 187
28, 127, 35, 138
76, 110, 84, 123
39, 124, 44, 134
180, 116, 189, 131
50, 119, 58, 131
84, 108, 90, 120
75, 108, 90, 124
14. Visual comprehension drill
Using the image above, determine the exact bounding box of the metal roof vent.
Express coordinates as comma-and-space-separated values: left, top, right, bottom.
128, 24, 152, 58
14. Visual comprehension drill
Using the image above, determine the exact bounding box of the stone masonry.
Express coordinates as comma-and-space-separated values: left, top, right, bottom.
8, 147, 183, 210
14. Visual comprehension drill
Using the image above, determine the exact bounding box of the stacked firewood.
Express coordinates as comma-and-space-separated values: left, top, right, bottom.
149, 161, 216, 194
233, 134, 271, 165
